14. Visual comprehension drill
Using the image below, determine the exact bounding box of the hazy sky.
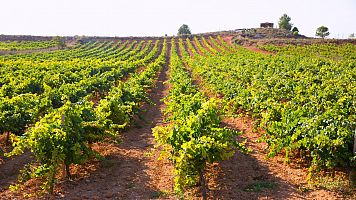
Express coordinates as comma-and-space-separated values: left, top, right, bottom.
1, 0, 355, 38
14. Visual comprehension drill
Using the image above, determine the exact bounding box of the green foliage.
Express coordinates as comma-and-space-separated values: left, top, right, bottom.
0, 40, 57, 51
292, 27, 299, 36
178, 24, 191, 35
2, 38, 166, 193
153, 38, 246, 194
53, 36, 66, 49
0, 40, 159, 133
161, 100, 243, 191
0, 94, 45, 135
182, 36, 356, 171
96, 39, 166, 132
278, 14, 293, 31
316, 26, 330, 38
7, 100, 104, 192
2, 30, 354, 197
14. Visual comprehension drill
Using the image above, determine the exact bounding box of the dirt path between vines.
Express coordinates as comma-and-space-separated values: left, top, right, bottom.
177, 39, 350, 200
243, 45, 274, 55
214, 37, 233, 52
198, 38, 214, 55
0, 37, 353, 200
221, 35, 234, 45
205, 37, 223, 53
0, 43, 174, 200
0, 136, 32, 194
220, 35, 273, 55
191, 40, 204, 56
54, 42, 174, 200
0, 46, 61, 55
208, 117, 348, 199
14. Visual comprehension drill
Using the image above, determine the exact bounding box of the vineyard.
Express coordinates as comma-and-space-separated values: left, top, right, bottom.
0, 35, 355, 199
0, 40, 57, 51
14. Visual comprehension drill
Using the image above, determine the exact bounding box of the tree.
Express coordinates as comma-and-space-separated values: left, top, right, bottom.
349, 33, 355, 39
278, 14, 293, 31
316, 26, 330, 38
292, 27, 299, 36
53, 36, 66, 49
178, 24, 191, 35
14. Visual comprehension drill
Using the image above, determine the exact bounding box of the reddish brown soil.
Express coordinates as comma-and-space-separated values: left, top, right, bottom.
174, 41, 182, 58
54, 42, 174, 200
88, 43, 162, 108
221, 35, 234, 45
0, 37, 354, 200
221, 36, 273, 55
180, 41, 223, 99
191, 40, 204, 56
214, 37, 233, 52
205, 37, 223, 53
183, 41, 195, 57
0, 47, 60, 55
243, 45, 274, 55
65, 40, 78, 48
117, 40, 128, 50
186, 40, 199, 56
0, 43, 175, 200
175, 39, 351, 199
0, 135, 33, 194
209, 117, 348, 199
140, 41, 147, 51
197, 38, 215, 55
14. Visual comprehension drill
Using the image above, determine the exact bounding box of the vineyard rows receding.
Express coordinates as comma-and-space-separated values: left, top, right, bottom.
0, 36, 355, 197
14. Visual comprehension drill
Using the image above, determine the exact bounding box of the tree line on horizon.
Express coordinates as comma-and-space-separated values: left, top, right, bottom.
278, 13, 330, 38
176, 13, 354, 39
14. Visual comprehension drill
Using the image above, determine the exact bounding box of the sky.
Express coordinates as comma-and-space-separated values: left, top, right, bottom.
1, 0, 355, 38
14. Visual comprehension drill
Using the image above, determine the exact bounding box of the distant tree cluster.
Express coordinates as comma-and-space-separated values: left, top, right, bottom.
278, 14, 298, 35
178, 24, 191, 35
278, 14, 333, 38
53, 36, 66, 49
278, 14, 293, 31
316, 26, 330, 38
292, 27, 299, 36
